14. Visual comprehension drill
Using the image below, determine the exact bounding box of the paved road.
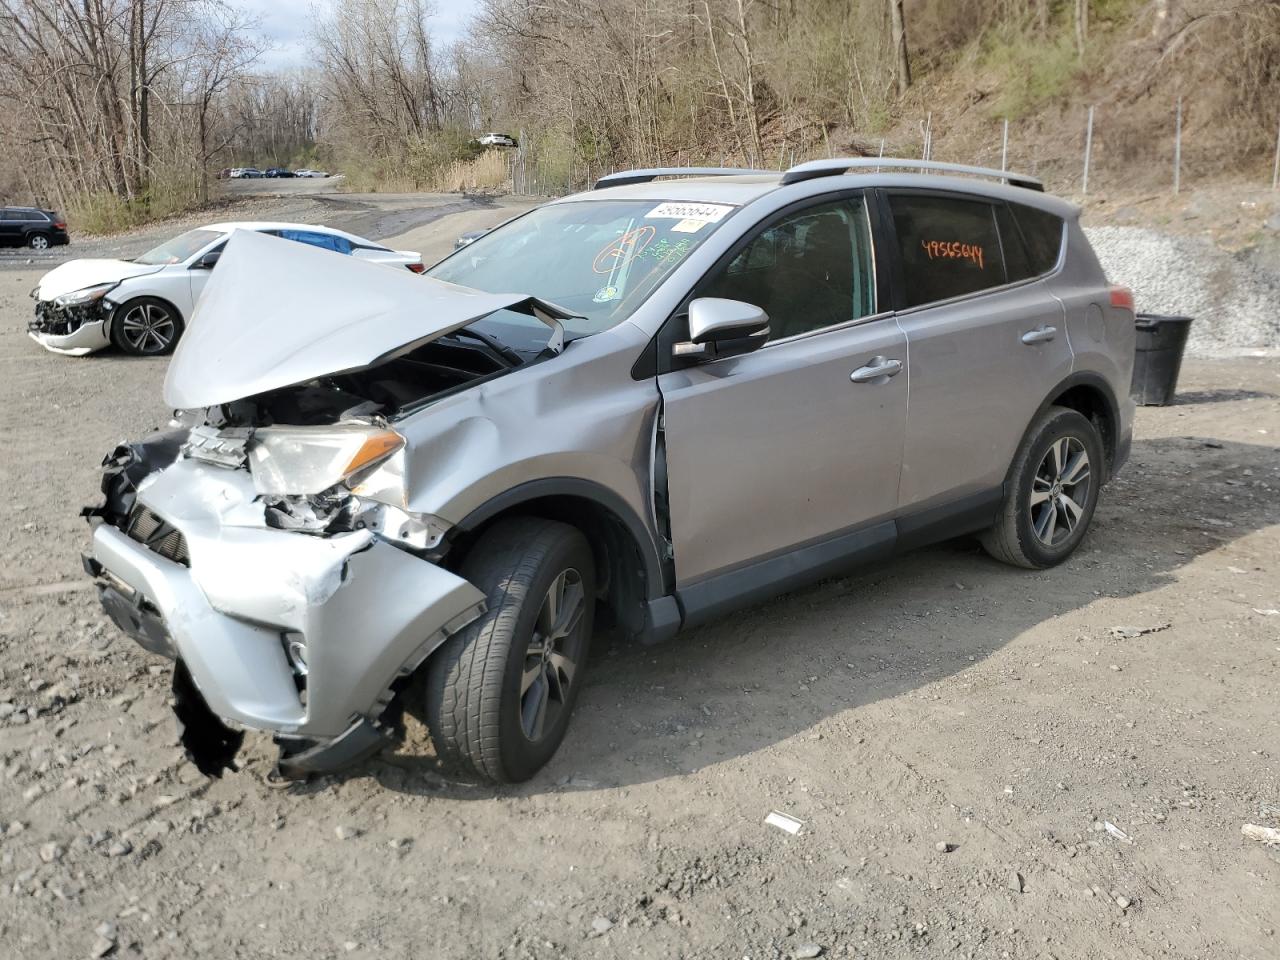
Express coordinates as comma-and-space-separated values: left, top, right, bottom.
0, 186, 531, 272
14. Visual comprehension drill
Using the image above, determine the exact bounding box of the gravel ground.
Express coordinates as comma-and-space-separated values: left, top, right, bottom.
1086, 225, 1280, 355
1, 198, 1278, 959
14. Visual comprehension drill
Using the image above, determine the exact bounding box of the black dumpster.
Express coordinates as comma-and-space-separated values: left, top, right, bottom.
1131, 314, 1193, 406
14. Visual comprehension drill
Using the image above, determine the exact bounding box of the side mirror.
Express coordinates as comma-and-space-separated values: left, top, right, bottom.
193, 250, 221, 270
674, 298, 770, 361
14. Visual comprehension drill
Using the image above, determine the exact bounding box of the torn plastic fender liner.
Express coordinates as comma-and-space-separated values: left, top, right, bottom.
173, 661, 243, 778
82, 427, 188, 528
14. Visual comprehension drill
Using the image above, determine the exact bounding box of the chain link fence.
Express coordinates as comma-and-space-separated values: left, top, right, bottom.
501, 105, 1280, 200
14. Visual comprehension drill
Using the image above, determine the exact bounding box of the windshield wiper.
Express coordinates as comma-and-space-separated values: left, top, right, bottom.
445, 328, 524, 367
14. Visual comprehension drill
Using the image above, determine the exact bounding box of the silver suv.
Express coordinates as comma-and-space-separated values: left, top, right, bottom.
84, 159, 1136, 783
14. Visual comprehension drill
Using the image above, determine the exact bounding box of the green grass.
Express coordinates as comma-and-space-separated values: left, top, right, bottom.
66, 182, 196, 235
981, 32, 1083, 120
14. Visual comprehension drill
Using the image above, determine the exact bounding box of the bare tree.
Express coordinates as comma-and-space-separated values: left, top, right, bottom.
889, 0, 911, 96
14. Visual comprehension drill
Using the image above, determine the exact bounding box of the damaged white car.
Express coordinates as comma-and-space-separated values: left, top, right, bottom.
84, 163, 1134, 782
30, 222, 424, 357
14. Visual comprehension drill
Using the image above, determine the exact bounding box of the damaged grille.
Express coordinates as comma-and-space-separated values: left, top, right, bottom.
123, 506, 190, 566
30, 299, 100, 337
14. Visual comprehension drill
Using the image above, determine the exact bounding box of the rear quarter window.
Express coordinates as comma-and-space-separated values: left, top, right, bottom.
1007, 203, 1065, 276
888, 194, 1004, 308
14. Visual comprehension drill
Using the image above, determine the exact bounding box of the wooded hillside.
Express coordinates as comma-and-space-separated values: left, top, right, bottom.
1, 0, 1277, 227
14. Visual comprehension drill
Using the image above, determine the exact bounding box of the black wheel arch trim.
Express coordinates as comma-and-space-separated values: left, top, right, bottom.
452, 477, 669, 601
1024, 371, 1121, 481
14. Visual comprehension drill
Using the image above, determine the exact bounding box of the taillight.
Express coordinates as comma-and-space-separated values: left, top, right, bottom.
406, 263, 425, 274
1109, 286, 1135, 311
54, 221, 66, 229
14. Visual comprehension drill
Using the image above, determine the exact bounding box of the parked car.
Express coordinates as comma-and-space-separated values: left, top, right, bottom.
241, 168, 265, 178
81, 159, 1135, 784
217, 168, 232, 180
453, 229, 489, 249
1, 206, 69, 250
293, 169, 330, 178
265, 168, 295, 178
29, 222, 424, 356
476, 132, 518, 148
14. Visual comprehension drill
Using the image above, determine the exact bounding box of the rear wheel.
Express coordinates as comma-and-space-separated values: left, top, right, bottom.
28, 233, 50, 250
981, 406, 1103, 569
425, 517, 595, 782
110, 297, 183, 356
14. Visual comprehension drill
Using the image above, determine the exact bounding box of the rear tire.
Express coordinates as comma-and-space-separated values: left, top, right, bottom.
28, 233, 50, 250
425, 517, 595, 783
981, 406, 1103, 569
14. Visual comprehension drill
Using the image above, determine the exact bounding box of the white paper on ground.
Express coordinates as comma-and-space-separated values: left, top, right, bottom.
765, 810, 804, 835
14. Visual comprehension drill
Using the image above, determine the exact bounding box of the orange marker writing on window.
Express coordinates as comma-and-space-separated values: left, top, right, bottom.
920, 239, 984, 270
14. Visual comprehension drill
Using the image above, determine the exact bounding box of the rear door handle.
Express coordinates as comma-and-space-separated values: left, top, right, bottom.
1021, 325, 1057, 344
850, 357, 903, 383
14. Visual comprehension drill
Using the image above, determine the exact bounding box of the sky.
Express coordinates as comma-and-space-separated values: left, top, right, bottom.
236, 0, 476, 74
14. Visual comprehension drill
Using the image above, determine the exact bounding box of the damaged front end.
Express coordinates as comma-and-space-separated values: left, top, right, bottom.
83, 420, 487, 779
29, 286, 115, 355
80, 230, 574, 779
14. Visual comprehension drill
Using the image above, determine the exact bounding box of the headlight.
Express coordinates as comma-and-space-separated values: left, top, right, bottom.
248, 425, 405, 496
53, 283, 117, 308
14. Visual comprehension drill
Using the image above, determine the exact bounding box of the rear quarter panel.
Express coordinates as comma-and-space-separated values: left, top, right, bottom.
1049, 218, 1136, 449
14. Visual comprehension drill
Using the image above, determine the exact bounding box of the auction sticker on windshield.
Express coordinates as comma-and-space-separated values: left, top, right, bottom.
645, 202, 734, 224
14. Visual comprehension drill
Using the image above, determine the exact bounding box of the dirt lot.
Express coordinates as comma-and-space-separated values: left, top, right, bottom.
1, 207, 1278, 959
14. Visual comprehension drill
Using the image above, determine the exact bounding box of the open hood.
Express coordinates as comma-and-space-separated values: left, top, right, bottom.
164, 229, 534, 410
36, 259, 163, 301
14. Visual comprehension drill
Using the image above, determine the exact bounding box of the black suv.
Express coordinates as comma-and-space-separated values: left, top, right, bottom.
1, 207, 69, 250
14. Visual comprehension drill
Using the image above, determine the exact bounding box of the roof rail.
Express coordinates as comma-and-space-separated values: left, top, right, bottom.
593, 167, 771, 190
781, 157, 1044, 192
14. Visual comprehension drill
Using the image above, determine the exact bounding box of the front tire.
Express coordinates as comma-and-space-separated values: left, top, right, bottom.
425, 517, 595, 783
110, 297, 183, 356
981, 405, 1103, 569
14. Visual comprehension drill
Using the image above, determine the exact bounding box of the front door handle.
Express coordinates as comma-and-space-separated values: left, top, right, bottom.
1021, 325, 1057, 344
850, 357, 903, 383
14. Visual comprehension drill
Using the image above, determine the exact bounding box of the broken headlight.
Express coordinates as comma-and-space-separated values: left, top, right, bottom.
250, 424, 449, 551
54, 282, 117, 308
248, 424, 404, 496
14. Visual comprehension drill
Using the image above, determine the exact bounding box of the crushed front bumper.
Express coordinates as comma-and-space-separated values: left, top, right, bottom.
28, 299, 112, 355
87, 460, 485, 748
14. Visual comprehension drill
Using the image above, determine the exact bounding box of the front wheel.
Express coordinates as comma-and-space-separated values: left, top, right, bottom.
981, 405, 1103, 569
110, 297, 183, 356
28, 233, 50, 250
424, 517, 595, 783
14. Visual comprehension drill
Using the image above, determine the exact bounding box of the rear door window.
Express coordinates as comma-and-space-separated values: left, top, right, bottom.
994, 204, 1035, 282
887, 193, 1005, 308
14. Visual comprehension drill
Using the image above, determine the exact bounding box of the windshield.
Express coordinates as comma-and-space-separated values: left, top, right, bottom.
426, 199, 735, 336
136, 228, 224, 265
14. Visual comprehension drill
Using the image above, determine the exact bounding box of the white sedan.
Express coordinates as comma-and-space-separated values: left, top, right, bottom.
29, 222, 424, 356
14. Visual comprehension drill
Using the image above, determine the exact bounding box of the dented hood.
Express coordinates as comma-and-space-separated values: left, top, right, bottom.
164, 229, 529, 409
37, 258, 163, 301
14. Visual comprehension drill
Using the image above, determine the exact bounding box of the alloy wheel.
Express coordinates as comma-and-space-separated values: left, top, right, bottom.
118, 302, 176, 354
519, 567, 586, 743
1030, 436, 1091, 547
29, 234, 49, 250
